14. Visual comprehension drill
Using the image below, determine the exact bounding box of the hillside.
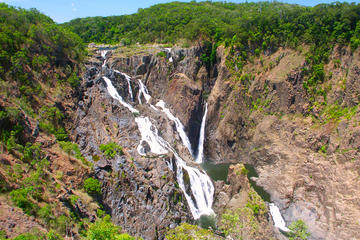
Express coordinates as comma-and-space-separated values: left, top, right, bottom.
1, 1, 360, 240
0, 3, 135, 239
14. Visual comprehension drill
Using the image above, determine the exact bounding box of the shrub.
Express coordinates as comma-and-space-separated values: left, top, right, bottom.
84, 178, 101, 196
38, 204, 53, 225
10, 188, 38, 215
67, 72, 80, 88
166, 222, 215, 240
99, 142, 123, 158
83, 215, 135, 240
156, 51, 166, 58
288, 220, 310, 240
13, 233, 42, 240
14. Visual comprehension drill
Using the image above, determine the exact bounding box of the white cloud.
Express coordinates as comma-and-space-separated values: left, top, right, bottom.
71, 2, 77, 12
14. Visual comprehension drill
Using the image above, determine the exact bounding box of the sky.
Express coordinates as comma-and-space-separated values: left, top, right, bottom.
1, 0, 360, 23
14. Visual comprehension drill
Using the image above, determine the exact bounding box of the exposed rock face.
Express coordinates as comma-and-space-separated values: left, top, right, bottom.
74, 47, 212, 239
109, 45, 209, 153
203, 47, 360, 239
75, 44, 360, 240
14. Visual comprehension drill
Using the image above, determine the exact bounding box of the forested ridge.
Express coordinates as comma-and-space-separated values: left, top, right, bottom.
63, 1, 360, 50
63, 1, 360, 100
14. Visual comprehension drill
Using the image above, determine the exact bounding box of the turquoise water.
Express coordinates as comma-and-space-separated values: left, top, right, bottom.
201, 162, 231, 182
201, 161, 271, 202
244, 164, 271, 202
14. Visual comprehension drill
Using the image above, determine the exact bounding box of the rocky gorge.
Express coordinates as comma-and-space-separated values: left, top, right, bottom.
72, 43, 360, 240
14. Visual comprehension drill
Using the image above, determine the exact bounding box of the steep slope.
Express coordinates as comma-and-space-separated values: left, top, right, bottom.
0, 4, 133, 239
203, 45, 360, 239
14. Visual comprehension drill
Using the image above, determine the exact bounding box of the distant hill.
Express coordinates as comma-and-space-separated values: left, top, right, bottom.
63, 1, 360, 50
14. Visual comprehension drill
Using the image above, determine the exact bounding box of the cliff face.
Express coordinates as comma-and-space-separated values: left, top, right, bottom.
203, 46, 360, 240
74, 43, 360, 240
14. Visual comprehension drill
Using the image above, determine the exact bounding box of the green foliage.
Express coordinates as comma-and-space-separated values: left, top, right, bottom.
22, 142, 43, 164
59, 141, 85, 161
245, 190, 267, 216
322, 104, 358, 122
99, 142, 123, 158
156, 51, 166, 57
12, 233, 42, 240
166, 222, 216, 240
83, 177, 101, 196
38, 203, 54, 225
82, 215, 135, 240
10, 187, 38, 215
0, 3, 85, 86
288, 220, 310, 240
69, 194, 79, 205
67, 72, 81, 88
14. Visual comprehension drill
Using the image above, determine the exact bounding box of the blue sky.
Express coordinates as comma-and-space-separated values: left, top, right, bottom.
1, 0, 360, 23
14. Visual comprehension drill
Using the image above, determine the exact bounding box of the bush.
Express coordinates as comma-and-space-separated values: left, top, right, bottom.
67, 72, 80, 88
83, 178, 101, 196
156, 51, 166, 58
99, 142, 123, 158
166, 223, 215, 240
288, 220, 310, 240
38, 204, 53, 225
82, 215, 135, 240
10, 188, 38, 215
13, 233, 42, 240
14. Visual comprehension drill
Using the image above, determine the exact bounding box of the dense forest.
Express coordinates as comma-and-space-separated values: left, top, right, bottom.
64, 1, 360, 101
64, 1, 360, 49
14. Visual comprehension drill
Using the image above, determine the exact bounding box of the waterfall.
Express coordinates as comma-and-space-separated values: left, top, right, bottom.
269, 203, 290, 232
195, 103, 208, 163
155, 100, 193, 156
101, 50, 108, 67
100, 49, 214, 220
138, 80, 151, 104
135, 117, 168, 155
102, 76, 139, 114
100, 50, 108, 59
114, 70, 134, 101
135, 116, 214, 219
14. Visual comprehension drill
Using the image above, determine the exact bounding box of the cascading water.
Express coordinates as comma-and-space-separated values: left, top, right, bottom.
102, 76, 139, 114
269, 203, 290, 232
114, 70, 134, 101
155, 100, 193, 156
134, 116, 214, 219
135, 117, 168, 155
195, 103, 208, 163
100, 50, 108, 59
101, 50, 108, 68
100, 51, 214, 220
138, 79, 151, 104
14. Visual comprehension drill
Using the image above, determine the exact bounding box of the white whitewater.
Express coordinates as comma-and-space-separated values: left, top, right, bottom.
114, 70, 134, 101
102, 59, 107, 68
100, 50, 108, 59
195, 103, 208, 163
138, 80, 151, 104
135, 117, 168, 155
101, 50, 108, 67
102, 76, 139, 114
135, 116, 214, 219
155, 100, 193, 155
269, 203, 290, 232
